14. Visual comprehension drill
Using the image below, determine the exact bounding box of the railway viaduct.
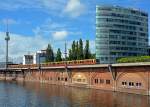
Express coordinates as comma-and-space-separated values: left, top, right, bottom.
0, 62, 150, 95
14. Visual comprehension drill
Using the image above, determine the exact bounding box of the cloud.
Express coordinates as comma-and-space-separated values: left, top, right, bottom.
33, 18, 66, 36
52, 30, 68, 40
0, 0, 67, 14
64, 0, 86, 17
33, 18, 82, 41
0, 0, 87, 17
1, 18, 19, 25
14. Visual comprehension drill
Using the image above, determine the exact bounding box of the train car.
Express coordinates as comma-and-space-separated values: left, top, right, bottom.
9, 59, 96, 68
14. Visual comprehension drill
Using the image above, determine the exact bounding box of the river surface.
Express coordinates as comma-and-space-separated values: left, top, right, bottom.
0, 81, 149, 107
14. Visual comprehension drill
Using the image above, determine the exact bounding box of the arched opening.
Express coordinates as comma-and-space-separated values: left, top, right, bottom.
117, 73, 146, 90
72, 73, 88, 84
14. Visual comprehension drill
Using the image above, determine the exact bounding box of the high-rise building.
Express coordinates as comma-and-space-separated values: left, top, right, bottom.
96, 5, 149, 64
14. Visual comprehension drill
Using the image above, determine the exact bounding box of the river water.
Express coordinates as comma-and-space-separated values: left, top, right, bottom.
0, 81, 149, 107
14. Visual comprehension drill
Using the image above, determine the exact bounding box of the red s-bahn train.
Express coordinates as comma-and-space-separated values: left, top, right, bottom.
9, 59, 96, 68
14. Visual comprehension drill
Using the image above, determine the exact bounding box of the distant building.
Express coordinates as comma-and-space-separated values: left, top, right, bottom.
96, 5, 149, 64
23, 55, 34, 65
33, 50, 47, 64
23, 50, 47, 65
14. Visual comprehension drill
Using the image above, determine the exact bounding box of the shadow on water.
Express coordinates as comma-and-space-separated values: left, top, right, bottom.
0, 81, 149, 107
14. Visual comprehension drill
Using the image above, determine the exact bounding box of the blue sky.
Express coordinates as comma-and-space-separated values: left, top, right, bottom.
0, 0, 150, 63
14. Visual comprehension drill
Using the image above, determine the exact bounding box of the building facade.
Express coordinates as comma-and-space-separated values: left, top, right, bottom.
33, 50, 47, 64
23, 50, 47, 65
96, 6, 149, 64
23, 55, 34, 65
148, 46, 150, 55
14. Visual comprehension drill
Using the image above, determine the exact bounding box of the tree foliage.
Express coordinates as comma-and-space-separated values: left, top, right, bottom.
56, 48, 62, 62
68, 39, 93, 61
84, 40, 91, 59
72, 40, 76, 60
78, 39, 84, 60
117, 56, 150, 63
46, 44, 54, 62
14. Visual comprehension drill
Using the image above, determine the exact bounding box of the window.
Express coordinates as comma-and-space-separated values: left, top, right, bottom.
100, 79, 104, 84
136, 82, 142, 87
58, 77, 60, 81
129, 82, 134, 86
122, 82, 127, 86
95, 79, 98, 84
106, 80, 110, 84
65, 78, 67, 81
77, 79, 82, 82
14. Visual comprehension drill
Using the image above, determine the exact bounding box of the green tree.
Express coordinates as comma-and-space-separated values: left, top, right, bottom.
75, 41, 79, 60
117, 56, 150, 63
78, 39, 84, 60
46, 44, 54, 62
56, 48, 62, 62
84, 40, 91, 59
91, 53, 96, 59
72, 40, 76, 60
68, 49, 73, 61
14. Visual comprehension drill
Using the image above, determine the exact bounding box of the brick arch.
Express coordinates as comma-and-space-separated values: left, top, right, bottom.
116, 72, 147, 89
72, 73, 88, 84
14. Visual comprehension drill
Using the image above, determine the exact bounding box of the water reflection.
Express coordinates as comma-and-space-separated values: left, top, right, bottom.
0, 81, 149, 107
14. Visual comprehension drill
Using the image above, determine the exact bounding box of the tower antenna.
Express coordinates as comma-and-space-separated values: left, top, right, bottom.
6, 19, 8, 32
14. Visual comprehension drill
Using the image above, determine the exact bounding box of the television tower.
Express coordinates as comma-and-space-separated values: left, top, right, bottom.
5, 20, 10, 70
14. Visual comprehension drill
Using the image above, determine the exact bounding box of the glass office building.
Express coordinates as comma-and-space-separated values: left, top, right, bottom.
96, 5, 149, 64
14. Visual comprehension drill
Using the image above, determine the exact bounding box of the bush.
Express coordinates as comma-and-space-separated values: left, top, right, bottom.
117, 56, 150, 63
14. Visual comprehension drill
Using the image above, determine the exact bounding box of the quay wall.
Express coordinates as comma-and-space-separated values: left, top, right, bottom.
0, 63, 150, 95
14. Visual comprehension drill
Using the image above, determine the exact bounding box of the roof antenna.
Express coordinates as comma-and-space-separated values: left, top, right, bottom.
6, 19, 8, 32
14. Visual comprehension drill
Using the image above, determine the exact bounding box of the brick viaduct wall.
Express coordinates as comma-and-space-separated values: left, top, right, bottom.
0, 64, 150, 95
22, 65, 150, 95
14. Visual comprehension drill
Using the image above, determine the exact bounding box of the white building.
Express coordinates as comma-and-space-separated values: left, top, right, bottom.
23, 55, 33, 65
33, 50, 47, 64
23, 50, 47, 65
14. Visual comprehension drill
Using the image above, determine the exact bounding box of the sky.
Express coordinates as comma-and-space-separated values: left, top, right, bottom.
0, 0, 150, 63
